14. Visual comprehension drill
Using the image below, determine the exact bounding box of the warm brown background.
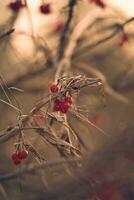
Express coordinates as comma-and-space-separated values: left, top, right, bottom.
0, 1, 134, 200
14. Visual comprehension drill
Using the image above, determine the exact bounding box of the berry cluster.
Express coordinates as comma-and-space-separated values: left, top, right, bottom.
53, 96, 72, 113
8, 0, 26, 12
90, 0, 106, 9
11, 150, 28, 165
39, 4, 51, 14
50, 83, 73, 113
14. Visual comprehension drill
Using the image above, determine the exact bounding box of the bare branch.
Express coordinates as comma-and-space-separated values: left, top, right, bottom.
0, 159, 79, 182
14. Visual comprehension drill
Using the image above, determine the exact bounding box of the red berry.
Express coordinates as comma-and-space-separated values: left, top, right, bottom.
39, 4, 51, 14
53, 98, 72, 113
18, 150, 28, 160
60, 101, 70, 113
50, 83, 59, 93
14, 158, 21, 165
53, 99, 62, 111
8, 1, 25, 12
11, 152, 18, 161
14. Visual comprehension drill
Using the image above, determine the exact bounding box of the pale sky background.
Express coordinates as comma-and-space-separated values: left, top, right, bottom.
109, 0, 134, 16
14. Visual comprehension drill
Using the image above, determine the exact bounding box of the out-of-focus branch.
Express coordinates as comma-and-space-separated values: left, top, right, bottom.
0, 158, 78, 182
55, 8, 111, 81
1, 125, 134, 195
0, 184, 8, 200
0, 28, 15, 41
58, 0, 77, 60
113, 79, 134, 92
0, 26, 53, 89
73, 17, 134, 60
2, 16, 133, 91
76, 62, 130, 104
0, 60, 52, 89
112, 66, 134, 93
74, 28, 119, 60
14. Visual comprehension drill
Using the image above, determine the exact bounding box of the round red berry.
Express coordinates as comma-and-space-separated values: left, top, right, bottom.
53, 99, 62, 111
60, 101, 70, 113
39, 4, 51, 14
8, 1, 25, 12
50, 84, 59, 93
11, 152, 18, 161
14, 157, 21, 165
18, 150, 28, 160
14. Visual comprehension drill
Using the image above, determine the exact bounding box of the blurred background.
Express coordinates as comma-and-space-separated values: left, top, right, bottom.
0, 0, 134, 200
